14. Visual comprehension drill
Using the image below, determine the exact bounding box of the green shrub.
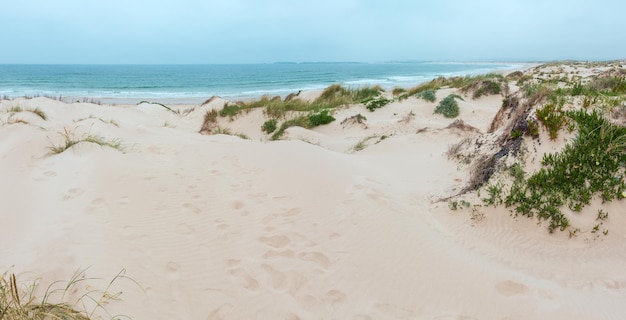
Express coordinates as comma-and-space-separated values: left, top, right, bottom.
261, 119, 278, 134
219, 103, 243, 118
434, 94, 462, 118
364, 97, 391, 111
416, 90, 436, 102
308, 109, 335, 126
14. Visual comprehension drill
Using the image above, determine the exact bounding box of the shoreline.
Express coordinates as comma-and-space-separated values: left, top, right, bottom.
0, 62, 533, 105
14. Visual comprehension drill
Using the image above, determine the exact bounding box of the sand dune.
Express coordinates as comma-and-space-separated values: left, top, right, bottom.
2, 62, 626, 319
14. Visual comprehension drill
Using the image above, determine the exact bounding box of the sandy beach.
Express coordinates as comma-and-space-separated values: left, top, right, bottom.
2, 61, 626, 319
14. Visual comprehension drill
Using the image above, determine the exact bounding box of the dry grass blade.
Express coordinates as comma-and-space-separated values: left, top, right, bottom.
47, 128, 124, 155
1, 269, 137, 320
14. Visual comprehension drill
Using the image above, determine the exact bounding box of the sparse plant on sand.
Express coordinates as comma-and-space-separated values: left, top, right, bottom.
353, 135, 377, 152
364, 97, 391, 112
5, 106, 48, 120
434, 94, 463, 118
535, 101, 567, 140
199, 109, 219, 134
47, 128, 123, 155
416, 90, 436, 103
261, 119, 278, 134
0, 268, 136, 320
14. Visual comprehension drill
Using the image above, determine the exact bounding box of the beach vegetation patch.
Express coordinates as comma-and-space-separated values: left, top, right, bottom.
416, 90, 436, 102
269, 110, 336, 140
463, 79, 504, 99
199, 109, 219, 134
504, 110, 626, 233
4, 106, 48, 120
392, 87, 407, 96
261, 119, 278, 134
505, 71, 524, 81
308, 109, 335, 126
434, 94, 463, 118
353, 135, 377, 152
407, 73, 504, 97
219, 103, 244, 119
47, 128, 123, 155
522, 83, 553, 106
364, 97, 391, 111
535, 101, 568, 140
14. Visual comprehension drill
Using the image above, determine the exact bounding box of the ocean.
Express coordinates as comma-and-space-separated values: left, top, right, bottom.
0, 62, 524, 103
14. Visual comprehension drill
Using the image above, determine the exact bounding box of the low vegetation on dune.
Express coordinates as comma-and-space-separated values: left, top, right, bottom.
407, 73, 507, 99
434, 94, 463, 118
47, 128, 123, 155
503, 110, 626, 233
449, 61, 626, 234
199, 84, 392, 140
1, 107, 48, 125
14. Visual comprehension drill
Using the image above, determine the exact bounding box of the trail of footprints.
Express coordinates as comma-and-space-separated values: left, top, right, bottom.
222, 200, 347, 312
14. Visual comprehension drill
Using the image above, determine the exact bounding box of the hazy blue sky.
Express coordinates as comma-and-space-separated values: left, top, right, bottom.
1, 0, 624, 64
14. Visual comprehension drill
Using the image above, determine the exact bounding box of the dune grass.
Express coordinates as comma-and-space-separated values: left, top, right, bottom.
0, 269, 135, 320
5, 106, 47, 120
407, 73, 506, 98
47, 128, 123, 155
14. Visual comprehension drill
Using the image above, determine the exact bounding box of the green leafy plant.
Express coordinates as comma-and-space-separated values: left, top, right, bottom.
482, 182, 504, 207
434, 94, 463, 118
261, 118, 278, 134
504, 110, 626, 233
416, 90, 436, 102
308, 109, 335, 126
364, 97, 391, 111
535, 101, 567, 140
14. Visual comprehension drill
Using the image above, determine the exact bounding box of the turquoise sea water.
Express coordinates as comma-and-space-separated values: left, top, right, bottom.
0, 62, 523, 102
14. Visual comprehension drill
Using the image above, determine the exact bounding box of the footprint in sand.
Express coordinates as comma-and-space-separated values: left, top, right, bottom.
263, 250, 295, 259
324, 289, 347, 307
206, 303, 234, 320
182, 202, 202, 214
225, 260, 259, 291
62, 188, 84, 200
495, 280, 529, 297
259, 235, 291, 248
298, 251, 332, 269
262, 264, 288, 291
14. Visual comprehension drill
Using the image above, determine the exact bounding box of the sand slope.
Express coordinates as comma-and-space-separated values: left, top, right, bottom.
2, 64, 626, 319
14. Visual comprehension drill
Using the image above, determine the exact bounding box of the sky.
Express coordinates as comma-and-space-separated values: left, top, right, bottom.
0, 0, 624, 64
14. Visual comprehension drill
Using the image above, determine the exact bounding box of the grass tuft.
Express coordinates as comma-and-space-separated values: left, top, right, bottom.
47, 128, 123, 155
0, 269, 136, 320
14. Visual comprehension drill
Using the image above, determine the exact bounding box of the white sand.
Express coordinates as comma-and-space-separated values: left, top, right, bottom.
2, 63, 626, 319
